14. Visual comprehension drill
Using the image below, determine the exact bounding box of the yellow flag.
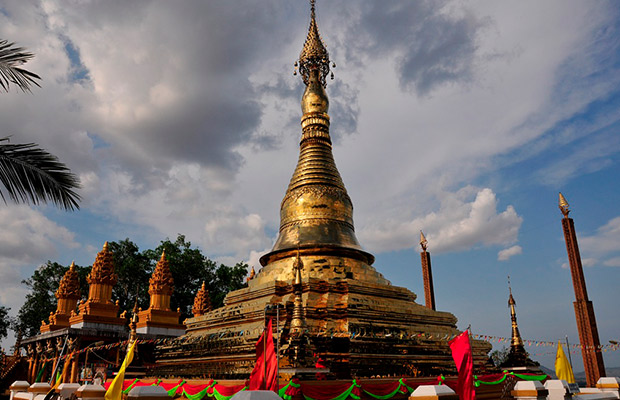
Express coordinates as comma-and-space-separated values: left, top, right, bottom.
555, 342, 575, 383
105, 341, 137, 400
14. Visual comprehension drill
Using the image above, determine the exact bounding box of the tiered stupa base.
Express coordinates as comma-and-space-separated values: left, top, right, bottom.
154, 252, 491, 378
137, 309, 185, 337
40, 313, 71, 333
69, 301, 125, 332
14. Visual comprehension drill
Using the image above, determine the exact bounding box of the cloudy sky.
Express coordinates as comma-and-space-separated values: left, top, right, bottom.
1, 0, 619, 371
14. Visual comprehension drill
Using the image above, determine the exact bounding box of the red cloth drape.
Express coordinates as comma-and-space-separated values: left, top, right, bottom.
300, 382, 360, 400
248, 319, 277, 391
449, 330, 475, 400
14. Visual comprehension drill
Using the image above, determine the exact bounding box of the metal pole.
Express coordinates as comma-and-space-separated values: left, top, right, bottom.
565, 335, 574, 371
49, 335, 69, 385
263, 307, 267, 390
276, 305, 280, 390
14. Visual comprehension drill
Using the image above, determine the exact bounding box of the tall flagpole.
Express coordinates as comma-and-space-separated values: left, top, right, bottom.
565, 335, 574, 372
263, 308, 267, 390
276, 305, 280, 391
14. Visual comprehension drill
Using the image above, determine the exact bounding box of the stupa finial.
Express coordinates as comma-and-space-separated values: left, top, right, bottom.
559, 192, 570, 217
295, 0, 333, 88
420, 231, 428, 252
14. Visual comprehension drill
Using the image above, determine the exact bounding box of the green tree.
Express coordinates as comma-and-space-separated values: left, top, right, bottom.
145, 235, 219, 318
142, 235, 248, 318
0, 306, 11, 341
108, 239, 152, 312
211, 261, 248, 307
490, 346, 509, 367
0, 39, 41, 93
14, 262, 88, 337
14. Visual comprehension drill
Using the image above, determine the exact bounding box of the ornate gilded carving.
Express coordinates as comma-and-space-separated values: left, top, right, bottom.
296, 0, 332, 88
56, 261, 80, 300
420, 231, 428, 252
246, 266, 256, 283
149, 251, 174, 296
559, 192, 570, 217
87, 242, 118, 286
192, 282, 212, 317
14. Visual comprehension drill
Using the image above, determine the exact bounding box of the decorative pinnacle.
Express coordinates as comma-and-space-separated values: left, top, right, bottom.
420, 231, 428, 252
293, 248, 304, 286
559, 192, 570, 217
508, 275, 515, 306
103, 241, 109, 250
247, 266, 256, 283
295, 0, 333, 87
69, 261, 75, 271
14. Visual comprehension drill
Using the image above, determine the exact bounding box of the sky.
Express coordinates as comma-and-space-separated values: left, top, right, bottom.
1, 0, 620, 372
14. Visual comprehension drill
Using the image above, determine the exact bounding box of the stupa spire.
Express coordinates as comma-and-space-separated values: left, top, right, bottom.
192, 282, 212, 317
507, 277, 524, 348
261, 0, 373, 266
40, 261, 81, 332
296, 0, 332, 88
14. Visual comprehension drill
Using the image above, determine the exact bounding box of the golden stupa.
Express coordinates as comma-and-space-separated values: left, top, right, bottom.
154, 1, 490, 378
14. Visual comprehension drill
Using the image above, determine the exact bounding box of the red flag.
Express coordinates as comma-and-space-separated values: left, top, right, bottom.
449, 330, 475, 400
249, 319, 278, 391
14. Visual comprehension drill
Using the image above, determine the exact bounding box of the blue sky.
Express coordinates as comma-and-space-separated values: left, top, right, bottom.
1, 0, 619, 373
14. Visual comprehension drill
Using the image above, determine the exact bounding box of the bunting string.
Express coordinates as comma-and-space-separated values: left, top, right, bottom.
46, 331, 619, 361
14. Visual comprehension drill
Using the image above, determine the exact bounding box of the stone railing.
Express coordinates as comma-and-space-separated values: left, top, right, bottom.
7, 377, 620, 400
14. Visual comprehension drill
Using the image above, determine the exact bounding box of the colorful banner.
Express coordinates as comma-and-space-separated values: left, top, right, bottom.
100, 371, 547, 400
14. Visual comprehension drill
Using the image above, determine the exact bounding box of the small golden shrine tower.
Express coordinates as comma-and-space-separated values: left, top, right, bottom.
192, 282, 212, 317
500, 279, 539, 371
40, 262, 80, 332
69, 242, 125, 330
137, 251, 184, 336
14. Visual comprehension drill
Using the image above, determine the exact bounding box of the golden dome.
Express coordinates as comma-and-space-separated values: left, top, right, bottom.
260, 0, 373, 267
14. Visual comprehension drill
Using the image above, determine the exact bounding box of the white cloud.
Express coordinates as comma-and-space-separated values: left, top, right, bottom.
498, 245, 522, 261
0, 206, 78, 262
0, 206, 79, 323
579, 216, 620, 268
359, 187, 522, 254
603, 257, 620, 268
0, 0, 618, 277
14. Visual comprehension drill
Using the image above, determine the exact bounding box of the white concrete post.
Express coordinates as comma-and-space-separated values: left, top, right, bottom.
597, 377, 620, 399
544, 380, 572, 400
127, 386, 170, 400
28, 383, 51, 400
510, 380, 548, 400
75, 384, 106, 400
9, 381, 30, 400
409, 385, 459, 400
57, 383, 81, 400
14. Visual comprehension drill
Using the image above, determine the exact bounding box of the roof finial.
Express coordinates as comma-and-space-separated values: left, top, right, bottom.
559, 192, 570, 217
296, 0, 332, 88
420, 231, 428, 252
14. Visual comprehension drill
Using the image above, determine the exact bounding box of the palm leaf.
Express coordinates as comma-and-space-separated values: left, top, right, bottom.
0, 138, 81, 210
0, 39, 42, 93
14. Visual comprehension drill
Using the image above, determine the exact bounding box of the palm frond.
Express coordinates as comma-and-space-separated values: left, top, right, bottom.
0, 39, 42, 93
0, 138, 81, 210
